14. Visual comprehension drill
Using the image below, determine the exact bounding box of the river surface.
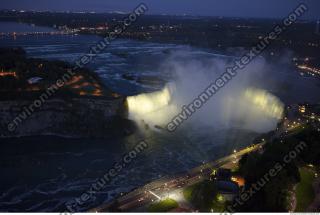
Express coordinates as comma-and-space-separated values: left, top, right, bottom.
0, 22, 319, 212
0, 21, 57, 33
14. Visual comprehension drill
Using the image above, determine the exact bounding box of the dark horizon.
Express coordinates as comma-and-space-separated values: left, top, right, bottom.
0, 0, 320, 20
1, 9, 319, 22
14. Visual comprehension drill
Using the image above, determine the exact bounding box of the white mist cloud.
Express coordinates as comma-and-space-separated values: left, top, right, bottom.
128, 48, 284, 133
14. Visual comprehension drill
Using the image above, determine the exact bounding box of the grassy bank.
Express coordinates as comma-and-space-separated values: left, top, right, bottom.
295, 167, 316, 211
148, 198, 178, 212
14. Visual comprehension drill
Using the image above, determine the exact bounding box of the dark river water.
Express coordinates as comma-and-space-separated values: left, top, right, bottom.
0, 22, 56, 33
0, 22, 319, 212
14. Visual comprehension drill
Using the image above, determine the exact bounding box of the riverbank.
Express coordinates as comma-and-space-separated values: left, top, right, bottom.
0, 47, 131, 138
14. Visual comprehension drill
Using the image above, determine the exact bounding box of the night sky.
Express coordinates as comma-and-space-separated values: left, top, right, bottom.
1, 0, 319, 20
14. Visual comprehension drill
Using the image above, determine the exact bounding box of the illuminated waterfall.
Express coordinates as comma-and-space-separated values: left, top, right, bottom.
126, 82, 284, 132
126, 85, 178, 128
220, 87, 284, 131
243, 88, 284, 119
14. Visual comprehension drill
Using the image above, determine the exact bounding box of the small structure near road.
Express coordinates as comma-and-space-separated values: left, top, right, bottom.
214, 180, 239, 202
211, 168, 241, 202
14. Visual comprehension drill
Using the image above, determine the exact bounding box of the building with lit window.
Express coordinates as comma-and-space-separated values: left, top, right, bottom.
0, 69, 17, 78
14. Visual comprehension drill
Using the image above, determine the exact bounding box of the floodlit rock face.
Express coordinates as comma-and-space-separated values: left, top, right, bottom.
0, 97, 133, 138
